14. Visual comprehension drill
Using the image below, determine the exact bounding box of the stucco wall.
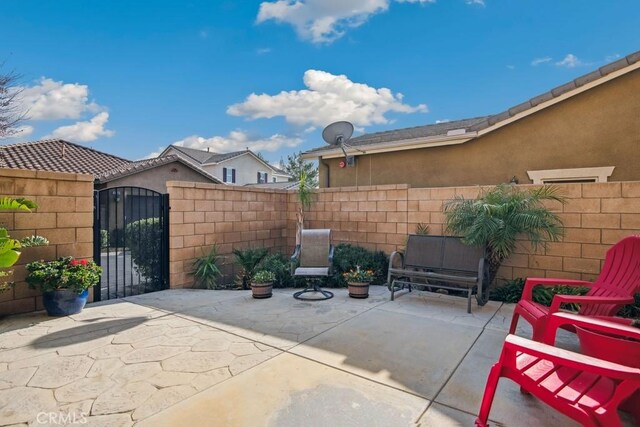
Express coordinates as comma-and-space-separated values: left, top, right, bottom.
0, 169, 94, 316
97, 161, 215, 194
320, 69, 640, 188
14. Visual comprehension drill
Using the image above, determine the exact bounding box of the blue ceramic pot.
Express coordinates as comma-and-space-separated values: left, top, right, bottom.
42, 289, 89, 316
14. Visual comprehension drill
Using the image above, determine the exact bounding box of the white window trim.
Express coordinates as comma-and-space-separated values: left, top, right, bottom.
527, 166, 615, 184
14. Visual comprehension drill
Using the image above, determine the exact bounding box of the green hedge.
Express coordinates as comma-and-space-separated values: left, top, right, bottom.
331, 244, 388, 287
125, 218, 162, 283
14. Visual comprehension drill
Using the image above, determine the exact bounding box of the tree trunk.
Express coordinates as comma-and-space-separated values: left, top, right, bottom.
296, 207, 304, 246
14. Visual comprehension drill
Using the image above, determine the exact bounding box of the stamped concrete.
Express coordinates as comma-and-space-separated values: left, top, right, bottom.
0, 287, 634, 426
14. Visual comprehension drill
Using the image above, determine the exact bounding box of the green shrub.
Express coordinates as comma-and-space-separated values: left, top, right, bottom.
331, 244, 388, 287
100, 229, 109, 249
125, 218, 162, 283
26, 257, 102, 294
618, 294, 640, 319
253, 270, 276, 284
260, 252, 297, 288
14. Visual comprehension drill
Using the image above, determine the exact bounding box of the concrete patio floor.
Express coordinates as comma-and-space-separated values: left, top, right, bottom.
0, 287, 632, 426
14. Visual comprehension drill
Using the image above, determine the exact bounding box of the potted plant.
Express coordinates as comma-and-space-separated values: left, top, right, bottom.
343, 266, 375, 299
251, 270, 275, 299
26, 256, 102, 316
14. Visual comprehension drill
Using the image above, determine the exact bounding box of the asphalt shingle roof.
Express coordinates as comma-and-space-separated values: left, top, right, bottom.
305, 50, 640, 156
0, 139, 130, 174
166, 145, 249, 164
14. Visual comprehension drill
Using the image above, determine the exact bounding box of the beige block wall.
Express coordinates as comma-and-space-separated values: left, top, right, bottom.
167, 181, 290, 288
0, 168, 94, 316
169, 180, 640, 290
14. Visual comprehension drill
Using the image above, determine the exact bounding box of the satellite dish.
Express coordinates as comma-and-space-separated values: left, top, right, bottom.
322, 121, 354, 146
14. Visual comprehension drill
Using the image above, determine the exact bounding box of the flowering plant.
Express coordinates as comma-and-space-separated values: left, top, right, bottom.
342, 266, 375, 283
252, 270, 276, 284
26, 256, 102, 294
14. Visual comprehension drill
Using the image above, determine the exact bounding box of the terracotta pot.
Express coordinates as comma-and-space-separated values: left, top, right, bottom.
348, 282, 370, 299
251, 282, 273, 299
576, 325, 640, 368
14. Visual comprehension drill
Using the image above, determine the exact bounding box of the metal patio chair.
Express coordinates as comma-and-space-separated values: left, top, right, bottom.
291, 229, 334, 301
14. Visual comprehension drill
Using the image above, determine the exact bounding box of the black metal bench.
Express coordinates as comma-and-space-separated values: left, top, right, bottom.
387, 235, 488, 313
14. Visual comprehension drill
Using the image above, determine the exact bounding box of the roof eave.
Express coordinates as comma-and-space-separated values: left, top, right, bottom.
301, 133, 476, 160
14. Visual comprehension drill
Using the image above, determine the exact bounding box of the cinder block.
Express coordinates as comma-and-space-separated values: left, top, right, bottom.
75, 197, 94, 213
408, 188, 431, 200
601, 198, 640, 213
581, 183, 621, 198
184, 234, 205, 248
171, 199, 195, 212
184, 212, 205, 224
621, 182, 640, 198
57, 212, 93, 228
57, 243, 93, 259
563, 257, 601, 274
367, 191, 387, 201
37, 228, 76, 244
377, 201, 397, 212
581, 244, 610, 260
602, 229, 638, 245
581, 213, 620, 229
194, 223, 216, 234
184, 188, 206, 200
172, 223, 195, 236
231, 202, 249, 212
621, 214, 640, 229
36, 196, 76, 212
529, 255, 563, 271
14, 179, 57, 196
377, 223, 396, 233
563, 228, 601, 244
563, 199, 600, 213
76, 227, 93, 243
170, 212, 184, 224
195, 201, 215, 212
545, 242, 581, 257
15, 212, 56, 230
57, 181, 92, 197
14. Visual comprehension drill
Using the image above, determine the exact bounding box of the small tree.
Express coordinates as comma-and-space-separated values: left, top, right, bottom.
0, 67, 26, 138
444, 184, 565, 286
280, 151, 318, 185
295, 170, 313, 246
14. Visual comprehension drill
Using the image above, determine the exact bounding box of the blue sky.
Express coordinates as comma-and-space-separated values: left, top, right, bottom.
2, 0, 639, 164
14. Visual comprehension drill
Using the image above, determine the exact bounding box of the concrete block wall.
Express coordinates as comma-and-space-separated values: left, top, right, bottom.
289, 182, 640, 284
0, 168, 94, 315
167, 181, 290, 288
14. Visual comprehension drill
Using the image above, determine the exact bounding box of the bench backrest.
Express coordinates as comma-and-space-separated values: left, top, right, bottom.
404, 235, 484, 273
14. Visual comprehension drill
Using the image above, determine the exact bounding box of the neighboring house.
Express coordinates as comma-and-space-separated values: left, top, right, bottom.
303, 51, 640, 188
158, 145, 291, 185
0, 139, 221, 193
245, 181, 300, 190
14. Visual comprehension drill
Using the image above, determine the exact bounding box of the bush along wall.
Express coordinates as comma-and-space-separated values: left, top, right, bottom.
125, 218, 162, 289
331, 244, 389, 287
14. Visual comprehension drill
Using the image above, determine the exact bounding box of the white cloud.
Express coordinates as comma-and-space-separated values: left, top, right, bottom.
506, 65, 515, 70
148, 130, 303, 158
257, 0, 434, 44
227, 69, 427, 128
19, 78, 102, 120
465, 0, 485, 5
257, 47, 272, 55
555, 54, 582, 68
47, 112, 114, 142
435, 119, 450, 124
531, 57, 552, 66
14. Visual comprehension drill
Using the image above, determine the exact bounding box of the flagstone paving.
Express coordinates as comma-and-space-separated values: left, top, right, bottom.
0, 287, 634, 426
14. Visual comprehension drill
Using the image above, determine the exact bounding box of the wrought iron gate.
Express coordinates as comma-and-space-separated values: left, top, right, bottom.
93, 187, 169, 301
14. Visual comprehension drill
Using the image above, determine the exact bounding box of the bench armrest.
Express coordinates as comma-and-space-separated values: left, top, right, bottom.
522, 277, 593, 300
389, 251, 404, 270
328, 245, 334, 274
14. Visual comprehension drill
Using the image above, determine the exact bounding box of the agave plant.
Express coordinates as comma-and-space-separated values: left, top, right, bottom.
444, 184, 565, 286
191, 244, 223, 289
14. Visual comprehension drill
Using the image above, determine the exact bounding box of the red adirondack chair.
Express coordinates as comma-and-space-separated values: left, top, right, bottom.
476, 313, 640, 427
509, 235, 640, 342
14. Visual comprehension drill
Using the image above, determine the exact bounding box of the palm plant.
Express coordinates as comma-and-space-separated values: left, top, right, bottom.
444, 184, 565, 287
232, 247, 268, 290
191, 244, 223, 289
295, 170, 314, 246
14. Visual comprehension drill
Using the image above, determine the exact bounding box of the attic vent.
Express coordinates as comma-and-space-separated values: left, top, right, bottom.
446, 129, 467, 136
